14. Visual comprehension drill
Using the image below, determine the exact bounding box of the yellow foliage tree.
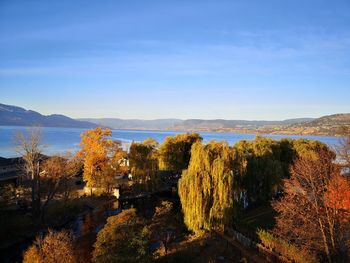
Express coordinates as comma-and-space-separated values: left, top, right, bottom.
158, 133, 202, 174
77, 127, 126, 193
92, 208, 150, 263
129, 138, 159, 191
23, 229, 76, 263
178, 141, 240, 234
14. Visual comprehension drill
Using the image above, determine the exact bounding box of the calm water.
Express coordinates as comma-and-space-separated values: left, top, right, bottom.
0, 126, 341, 158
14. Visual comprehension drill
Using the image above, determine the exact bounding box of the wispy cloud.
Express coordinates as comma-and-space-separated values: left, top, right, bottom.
1, 29, 349, 79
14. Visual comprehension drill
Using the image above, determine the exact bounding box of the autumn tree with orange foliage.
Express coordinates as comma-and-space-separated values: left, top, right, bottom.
16, 128, 81, 220
77, 127, 127, 193
23, 229, 76, 263
39, 154, 80, 221
273, 150, 350, 262
325, 174, 350, 215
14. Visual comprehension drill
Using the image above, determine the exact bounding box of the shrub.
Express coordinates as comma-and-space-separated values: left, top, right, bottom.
23, 229, 76, 263
257, 229, 317, 263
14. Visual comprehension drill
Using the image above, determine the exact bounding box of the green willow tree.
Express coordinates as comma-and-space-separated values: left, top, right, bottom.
178, 141, 242, 234
233, 137, 333, 206
234, 136, 285, 205
292, 138, 334, 159
179, 137, 334, 235
129, 138, 159, 191
158, 133, 202, 174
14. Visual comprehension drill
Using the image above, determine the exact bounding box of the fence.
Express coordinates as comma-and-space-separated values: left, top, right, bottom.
224, 228, 290, 263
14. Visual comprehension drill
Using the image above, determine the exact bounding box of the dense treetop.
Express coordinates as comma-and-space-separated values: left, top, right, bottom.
158, 133, 202, 173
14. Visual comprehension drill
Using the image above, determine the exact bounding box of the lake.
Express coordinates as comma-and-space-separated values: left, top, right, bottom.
0, 126, 341, 158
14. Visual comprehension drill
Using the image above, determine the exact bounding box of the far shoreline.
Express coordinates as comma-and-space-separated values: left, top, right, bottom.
0, 125, 342, 159
0, 124, 343, 138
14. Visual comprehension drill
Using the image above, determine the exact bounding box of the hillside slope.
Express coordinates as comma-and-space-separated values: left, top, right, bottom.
0, 103, 96, 128
1, 103, 348, 136
170, 118, 314, 131
274, 114, 350, 136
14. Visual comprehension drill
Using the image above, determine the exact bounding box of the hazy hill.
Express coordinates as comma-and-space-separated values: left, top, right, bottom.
274, 113, 350, 136
70, 114, 350, 136
300, 114, 350, 127
166, 115, 350, 136
78, 118, 183, 130
0, 103, 96, 128
171, 118, 314, 130
1, 103, 348, 136
79, 117, 313, 131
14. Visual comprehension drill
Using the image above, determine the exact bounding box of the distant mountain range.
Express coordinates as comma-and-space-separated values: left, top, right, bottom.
272, 113, 350, 136
166, 115, 350, 136
78, 118, 183, 130
78, 118, 314, 130
0, 103, 96, 128
169, 118, 315, 131
1, 103, 349, 136
80, 115, 350, 136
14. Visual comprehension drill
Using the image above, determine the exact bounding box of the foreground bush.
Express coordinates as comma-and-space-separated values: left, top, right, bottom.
257, 229, 317, 263
23, 229, 76, 263
92, 208, 151, 263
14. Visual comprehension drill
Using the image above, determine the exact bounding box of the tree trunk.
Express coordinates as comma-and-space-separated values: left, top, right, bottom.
319, 219, 332, 263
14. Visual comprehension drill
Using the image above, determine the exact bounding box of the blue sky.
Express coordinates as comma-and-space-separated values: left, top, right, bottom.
0, 0, 349, 120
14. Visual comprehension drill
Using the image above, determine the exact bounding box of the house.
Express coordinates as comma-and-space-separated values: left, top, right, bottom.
0, 157, 23, 186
